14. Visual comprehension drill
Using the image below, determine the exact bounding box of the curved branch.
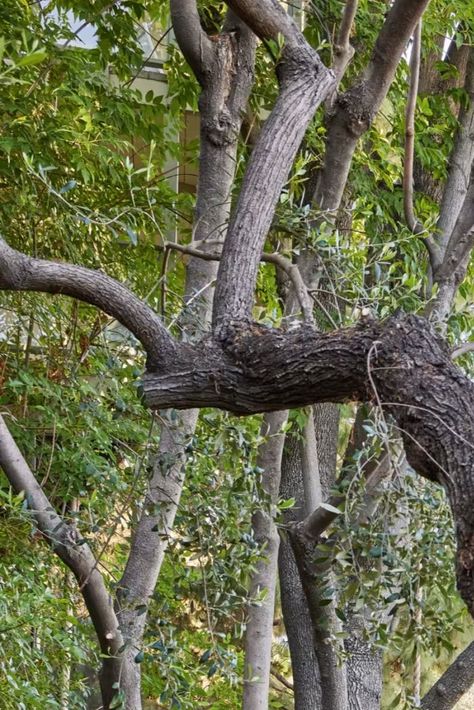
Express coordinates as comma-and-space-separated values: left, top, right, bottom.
0, 238, 175, 366
452, 342, 474, 360
0, 415, 122, 660
225, 0, 303, 46
170, 0, 214, 84
163, 242, 315, 324
212, 7, 334, 326
331, 0, 359, 92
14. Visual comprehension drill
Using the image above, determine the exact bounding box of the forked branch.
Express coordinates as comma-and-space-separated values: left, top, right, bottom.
332, 0, 359, 90
169, 0, 214, 84
212, 1, 334, 327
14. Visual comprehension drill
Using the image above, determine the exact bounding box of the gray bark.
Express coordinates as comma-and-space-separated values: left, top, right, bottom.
107, 9, 256, 708
421, 640, 474, 710
345, 619, 383, 710
436, 48, 474, 257
243, 411, 288, 710
279, 433, 322, 710
0, 416, 126, 708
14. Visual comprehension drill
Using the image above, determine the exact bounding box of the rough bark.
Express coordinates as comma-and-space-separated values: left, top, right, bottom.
314, 0, 430, 212
243, 411, 288, 710
142, 313, 474, 617
420, 640, 474, 710
212, 6, 334, 325
345, 617, 383, 710
0, 416, 125, 707
105, 9, 256, 708
279, 434, 322, 709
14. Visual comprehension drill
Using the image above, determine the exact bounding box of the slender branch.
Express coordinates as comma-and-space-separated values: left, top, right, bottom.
403, 22, 423, 235
163, 242, 314, 323
212, 3, 334, 326
436, 47, 474, 256
169, 0, 214, 84
0, 414, 122, 659
0, 238, 175, 366
452, 342, 474, 360
331, 0, 359, 93
403, 22, 440, 268
270, 668, 294, 692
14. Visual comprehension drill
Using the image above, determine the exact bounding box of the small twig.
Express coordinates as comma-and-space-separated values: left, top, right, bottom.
403, 21, 438, 266
451, 342, 474, 360
162, 242, 315, 324
270, 667, 294, 691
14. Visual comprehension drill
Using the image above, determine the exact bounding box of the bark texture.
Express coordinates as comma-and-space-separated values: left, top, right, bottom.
279, 434, 322, 709
105, 9, 256, 708
420, 640, 474, 710
144, 313, 474, 618
243, 411, 287, 710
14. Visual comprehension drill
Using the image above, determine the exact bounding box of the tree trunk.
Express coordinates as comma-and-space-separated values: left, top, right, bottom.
279, 433, 322, 709
345, 617, 383, 710
243, 411, 288, 710
103, 16, 256, 708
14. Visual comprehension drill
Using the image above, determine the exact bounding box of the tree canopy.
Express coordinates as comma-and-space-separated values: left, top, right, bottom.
0, 1, 473, 709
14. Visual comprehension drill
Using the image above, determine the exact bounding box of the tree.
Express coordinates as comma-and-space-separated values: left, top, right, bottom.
0, 1, 473, 709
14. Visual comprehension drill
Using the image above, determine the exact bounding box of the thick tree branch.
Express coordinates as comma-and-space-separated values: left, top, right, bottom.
0, 415, 123, 697
0, 238, 175, 366
315, 0, 430, 211
436, 47, 474, 256
420, 639, 474, 709
212, 4, 334, 326
225, 0, 304, 47
169, 0, 214, 84
142, 312, 474, 616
